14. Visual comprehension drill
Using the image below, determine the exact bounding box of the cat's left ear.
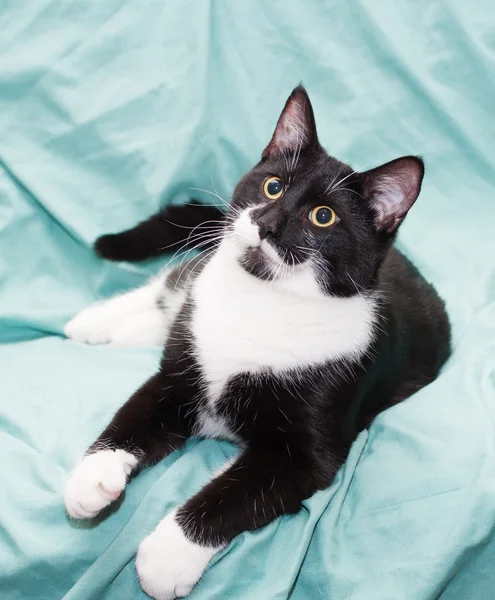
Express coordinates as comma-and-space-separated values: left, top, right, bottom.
262, 86, 319, 160
361, 156, 424, 233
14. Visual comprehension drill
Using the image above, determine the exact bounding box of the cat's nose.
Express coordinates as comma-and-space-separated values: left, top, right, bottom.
256, 209, 279, 240
258, 222, 275, 240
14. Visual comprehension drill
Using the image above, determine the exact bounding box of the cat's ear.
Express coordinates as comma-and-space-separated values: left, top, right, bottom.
361, 156, 424, 233
262, 86, 318, 160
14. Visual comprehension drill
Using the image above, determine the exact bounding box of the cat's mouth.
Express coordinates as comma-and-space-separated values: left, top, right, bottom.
233, 226, 305, 282
230, 207, 308, 280
238, 246, 276, 281
238, 243, 308, 282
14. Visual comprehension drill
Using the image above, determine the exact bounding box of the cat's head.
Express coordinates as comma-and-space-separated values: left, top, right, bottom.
225, 86, 424, 297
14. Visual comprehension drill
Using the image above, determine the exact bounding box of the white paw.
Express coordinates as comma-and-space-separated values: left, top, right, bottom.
65, 282, 167, 347
65, 449, 137, 519
136, 510, 220, 600
64, 303, 116, 345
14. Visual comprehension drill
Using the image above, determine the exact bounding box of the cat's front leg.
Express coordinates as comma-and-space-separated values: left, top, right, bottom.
136, 509, 221, 600
135, 446, 323, 600
65, 372, 194, 519
64, 276, 167, 346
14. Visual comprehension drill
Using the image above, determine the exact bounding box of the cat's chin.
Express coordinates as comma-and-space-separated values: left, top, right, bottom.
237, 246, 275, 281
235, 241, 308, 282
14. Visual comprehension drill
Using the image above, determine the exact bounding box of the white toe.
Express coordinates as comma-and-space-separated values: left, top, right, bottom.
65, 449, 137, 519
136, 510, 221, 600
64, 303, 115, 345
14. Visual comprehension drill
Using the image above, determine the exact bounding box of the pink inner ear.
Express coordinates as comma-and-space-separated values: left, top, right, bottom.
271, 96, 311, 154
263, 87, 317, 159
365, 158, 424, 232
373, 176, 410, 221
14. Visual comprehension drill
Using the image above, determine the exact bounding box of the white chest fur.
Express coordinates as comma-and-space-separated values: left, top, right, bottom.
191, 239, 376, 403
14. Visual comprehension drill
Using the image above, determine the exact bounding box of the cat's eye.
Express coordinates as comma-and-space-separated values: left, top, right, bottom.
263, 176, 284, 200
309, 206, 336, 227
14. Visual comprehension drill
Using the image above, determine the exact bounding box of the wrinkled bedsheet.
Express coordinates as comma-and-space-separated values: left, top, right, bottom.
1, 2, 494, 599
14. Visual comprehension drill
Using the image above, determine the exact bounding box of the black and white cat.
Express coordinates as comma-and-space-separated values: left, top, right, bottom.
64, 86, 451, 600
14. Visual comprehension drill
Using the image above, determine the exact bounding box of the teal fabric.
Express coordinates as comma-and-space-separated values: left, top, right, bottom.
1, 2, 494, 599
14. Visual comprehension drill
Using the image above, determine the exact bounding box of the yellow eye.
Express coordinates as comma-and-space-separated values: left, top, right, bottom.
263, 176, 284, 200
309, 206, 336, 227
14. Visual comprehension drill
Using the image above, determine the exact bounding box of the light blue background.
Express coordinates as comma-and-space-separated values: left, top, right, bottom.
0, 2, 494, 599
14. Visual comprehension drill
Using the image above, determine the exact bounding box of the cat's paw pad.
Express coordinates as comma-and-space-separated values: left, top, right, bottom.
65, 449, 137, 519
136, 511, 218, 599
64, 304, 114, 345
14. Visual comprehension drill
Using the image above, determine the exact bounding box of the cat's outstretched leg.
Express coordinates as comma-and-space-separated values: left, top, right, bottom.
64, 256, 201, 347
135, 445, 334, 600
65, 372, 193, 519
64, 276, 167, 347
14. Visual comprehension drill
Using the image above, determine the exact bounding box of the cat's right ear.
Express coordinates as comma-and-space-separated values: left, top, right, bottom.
361, 156, 425, 233
262, 86, 319, 160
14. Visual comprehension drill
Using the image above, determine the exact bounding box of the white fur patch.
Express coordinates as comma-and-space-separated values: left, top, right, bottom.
65, 276, 167, 346
64, 269, 189, 347
136, 510, 220, 600
107, 309, 166, 347
232, 207, 284, 270
162, 285, 188, 327
233, 209, 260, 247
260, 239, 284, 265
65, 449, 137, 518
192, 209, 376, 408
195, 410, 241, 443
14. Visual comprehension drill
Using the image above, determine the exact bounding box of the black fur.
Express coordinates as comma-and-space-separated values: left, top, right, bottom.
94, 199, 224, 262
86, 86, 451, 553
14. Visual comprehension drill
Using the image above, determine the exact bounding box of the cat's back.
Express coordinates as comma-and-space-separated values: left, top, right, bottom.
372, 247, 451, 402
379, 247, 450, 346
348, 247, 451, 430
